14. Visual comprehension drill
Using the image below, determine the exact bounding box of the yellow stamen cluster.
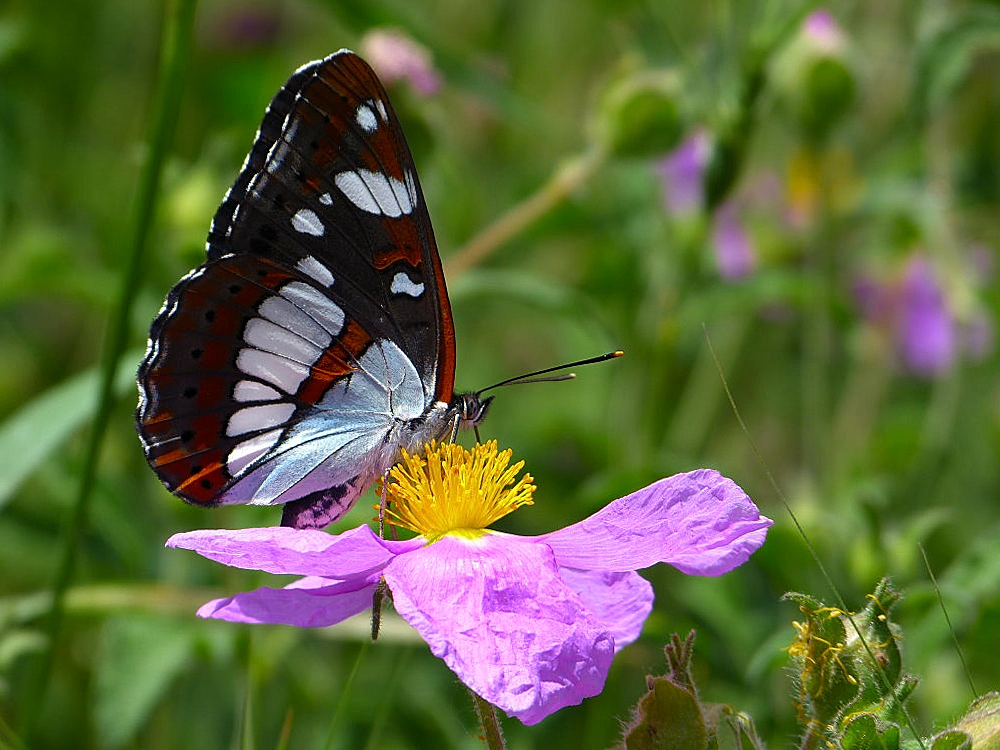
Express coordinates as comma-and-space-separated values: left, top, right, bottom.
379, 440, 535, 542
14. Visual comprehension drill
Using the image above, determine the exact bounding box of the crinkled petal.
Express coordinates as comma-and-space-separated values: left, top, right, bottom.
557, 568, 652, 651
198, 576, 377, 627
538, 469, 772, 576
383, 533, 614, 725
167, 524, 421, 579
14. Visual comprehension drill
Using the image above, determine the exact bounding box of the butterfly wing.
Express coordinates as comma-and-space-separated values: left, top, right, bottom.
137, 51, 458, 528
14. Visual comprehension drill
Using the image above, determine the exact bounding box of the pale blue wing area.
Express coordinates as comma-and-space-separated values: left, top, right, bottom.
218, 339, 433, 507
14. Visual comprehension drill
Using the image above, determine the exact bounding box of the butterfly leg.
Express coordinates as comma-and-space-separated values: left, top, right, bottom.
376, 467, 398, 541
279, 483, 353, 529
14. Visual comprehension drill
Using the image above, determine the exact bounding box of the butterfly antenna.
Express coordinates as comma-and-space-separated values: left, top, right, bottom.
476, 350, 624, 396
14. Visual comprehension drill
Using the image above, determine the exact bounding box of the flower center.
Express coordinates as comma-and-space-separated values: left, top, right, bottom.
380, 440, 535, 541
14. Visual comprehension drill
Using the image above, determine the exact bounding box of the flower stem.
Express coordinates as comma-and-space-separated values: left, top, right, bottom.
446, 147, 606, 277
798, 723, 823, 750
21, 0, 197, 738
469, 688, 507, 750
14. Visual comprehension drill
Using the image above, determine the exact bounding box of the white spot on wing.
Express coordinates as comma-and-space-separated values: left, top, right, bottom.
355, 103, 378, 132
237, 349, 309, 393
226, 403, 296, 437
234, 380, 281, 402
281, 282, 344, 336
375, 99, 388, 121
244, 317, 323, 365
319, 192, 333, 205
390, 272, 425, 298
259, 295, 335, 346
295, 256, 335, 287
291, 208, 325, 236
227, 428, 282, 475
334, 169, 413, 217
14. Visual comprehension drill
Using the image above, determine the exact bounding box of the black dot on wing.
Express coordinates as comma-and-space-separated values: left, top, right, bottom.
271, 194, 286, 210
190, 464, 202, 475
229, 284, 242, 294
183, 386, 198, 398
310, 139, 319, 151
200, 479, 212, 489
204, 309, 216, 323
191, 348, 203, 360
181, 429, 194, 443
259, 224, 277, 241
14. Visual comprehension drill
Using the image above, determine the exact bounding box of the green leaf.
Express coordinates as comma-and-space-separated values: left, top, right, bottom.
840, 713, 900, 750
624, 677, 707, 750
714, 704, 767, 750
912, 5, 1000, 123
92, 615, 198, 749
929, 731, 972, 750
954, 691, 1000, 750
0, 352, 140, 509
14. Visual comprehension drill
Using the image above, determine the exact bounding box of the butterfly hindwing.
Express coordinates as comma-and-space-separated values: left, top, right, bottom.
137, 51, 465, 528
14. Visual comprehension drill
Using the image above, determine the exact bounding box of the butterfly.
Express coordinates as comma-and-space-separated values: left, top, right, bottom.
136, 50, 492, 530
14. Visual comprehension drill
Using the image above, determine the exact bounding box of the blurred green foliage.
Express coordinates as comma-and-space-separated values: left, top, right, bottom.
2, 0, 1000, 748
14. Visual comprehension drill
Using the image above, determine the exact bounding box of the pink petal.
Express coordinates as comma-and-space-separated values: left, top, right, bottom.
167, 524, 421, 579
360, 29, 442, 96
538, 470, 772, 576
898, 255, 956, 377
383, 534, 614, 725
557, 568, 652, 651
656, 131, 710, 217
198, 576, 377, 627
712, 201, 758, 281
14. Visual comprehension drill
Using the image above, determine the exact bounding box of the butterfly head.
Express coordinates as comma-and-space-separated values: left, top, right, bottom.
455, 392, 493, 430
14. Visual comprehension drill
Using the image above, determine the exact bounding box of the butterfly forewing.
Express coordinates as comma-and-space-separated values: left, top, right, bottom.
207, 51, 455, 397
138, 50, 462, 528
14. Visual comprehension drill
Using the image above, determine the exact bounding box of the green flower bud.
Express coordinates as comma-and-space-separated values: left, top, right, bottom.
596, 69, 684, 159
771, 10, 856, 143
953, 692, 1000, 750
785, 579, 916, 738
797, 57, 855, 142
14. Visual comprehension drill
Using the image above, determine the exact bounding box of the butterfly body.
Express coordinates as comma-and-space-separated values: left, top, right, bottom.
137, 50, 486, 529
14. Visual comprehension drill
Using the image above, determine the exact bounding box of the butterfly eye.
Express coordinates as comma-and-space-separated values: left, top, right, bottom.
460, 394, 492, 428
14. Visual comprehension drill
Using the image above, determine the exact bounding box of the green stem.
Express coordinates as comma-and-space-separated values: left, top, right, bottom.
801, 146, 834, 496
829, 328, 892, 478
324, 642, 370, 750
798, 723, 823, 750
446, 147, 606, 277
22, 0, 197, 738
663, 315, 751, 457
469, 688, 507, 750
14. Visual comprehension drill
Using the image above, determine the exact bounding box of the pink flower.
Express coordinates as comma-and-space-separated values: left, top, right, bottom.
712, 201, 758, 281
168, 442, 771, 725
655, 131, 711, 217
852, 254, 996, 377
897, 256, 956, 376
803, 10, 846, 54
360, 29, 442, 96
